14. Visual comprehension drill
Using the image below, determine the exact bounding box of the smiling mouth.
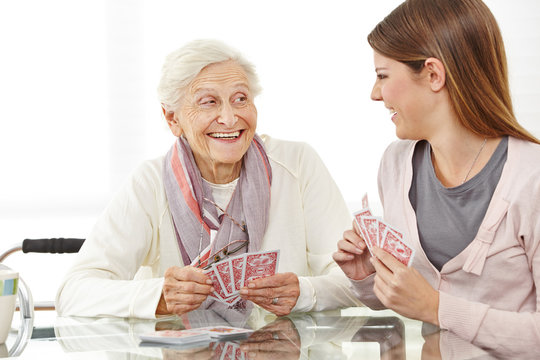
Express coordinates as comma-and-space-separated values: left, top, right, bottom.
208, 130, 243, 139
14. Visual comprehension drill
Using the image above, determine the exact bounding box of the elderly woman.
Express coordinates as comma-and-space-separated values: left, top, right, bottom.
56, 39, 360, 318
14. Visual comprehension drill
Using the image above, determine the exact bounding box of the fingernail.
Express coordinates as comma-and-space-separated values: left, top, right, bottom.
240, 289, 248, 295
210, 287, 215, 292
206, 279, 213, 285
355, 247, 363, 254
248, 283, 255, 288
249, 352, 256, 358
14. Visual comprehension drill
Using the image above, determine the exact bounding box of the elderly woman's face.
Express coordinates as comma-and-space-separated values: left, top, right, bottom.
169, 61, 257, 181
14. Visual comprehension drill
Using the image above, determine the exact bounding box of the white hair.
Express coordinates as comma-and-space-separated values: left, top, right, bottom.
157, 39, 262, 112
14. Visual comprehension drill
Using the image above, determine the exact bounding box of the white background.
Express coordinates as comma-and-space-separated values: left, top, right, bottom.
0, 0, 539, 302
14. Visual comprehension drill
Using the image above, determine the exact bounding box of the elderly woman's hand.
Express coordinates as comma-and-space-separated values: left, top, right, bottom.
156, 266, 214, 316
239, 272, 300, 316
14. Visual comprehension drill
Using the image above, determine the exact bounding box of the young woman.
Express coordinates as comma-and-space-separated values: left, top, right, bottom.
333, 0, 540, 353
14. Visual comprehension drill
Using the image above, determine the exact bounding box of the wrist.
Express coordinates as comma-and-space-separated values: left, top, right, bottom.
428, 290, 440, 326
155, 292, 170, 315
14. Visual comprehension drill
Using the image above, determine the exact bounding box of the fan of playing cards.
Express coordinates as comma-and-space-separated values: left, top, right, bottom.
354, 194, 415, 267
204, 250, 280, 306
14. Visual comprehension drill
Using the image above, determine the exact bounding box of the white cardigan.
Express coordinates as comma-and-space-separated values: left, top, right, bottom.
56, 135, 361, 318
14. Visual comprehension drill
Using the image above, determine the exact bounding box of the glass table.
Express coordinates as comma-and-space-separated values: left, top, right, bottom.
1, 306, 526, 359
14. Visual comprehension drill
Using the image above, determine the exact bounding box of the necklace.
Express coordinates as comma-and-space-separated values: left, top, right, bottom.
462, 138, 487, 184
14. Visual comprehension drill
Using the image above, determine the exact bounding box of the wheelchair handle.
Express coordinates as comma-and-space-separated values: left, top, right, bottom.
22, 238, 85, 254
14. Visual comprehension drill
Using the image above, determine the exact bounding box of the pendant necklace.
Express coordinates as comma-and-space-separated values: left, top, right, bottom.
462, 138, 487, 184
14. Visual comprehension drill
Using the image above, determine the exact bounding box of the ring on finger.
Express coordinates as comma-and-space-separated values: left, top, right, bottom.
271, 297, 279, 305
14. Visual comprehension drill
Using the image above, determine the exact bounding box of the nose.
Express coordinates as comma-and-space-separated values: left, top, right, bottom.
217, 102, 238, 127
371, 82, 382, 101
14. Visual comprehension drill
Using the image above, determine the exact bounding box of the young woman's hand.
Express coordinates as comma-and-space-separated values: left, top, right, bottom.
332, 221, 375, 280
370, 247, 440, 325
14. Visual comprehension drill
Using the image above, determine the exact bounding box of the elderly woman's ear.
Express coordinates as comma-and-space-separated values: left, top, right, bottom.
162, 105, 183, 137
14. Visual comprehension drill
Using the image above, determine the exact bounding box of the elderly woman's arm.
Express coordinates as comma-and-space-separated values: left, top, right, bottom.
55, 161, 166, 319
293, 143, 363, 311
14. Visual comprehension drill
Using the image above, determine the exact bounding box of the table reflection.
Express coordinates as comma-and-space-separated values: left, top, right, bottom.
6, 307, 539, 359
51, 308, 408, 359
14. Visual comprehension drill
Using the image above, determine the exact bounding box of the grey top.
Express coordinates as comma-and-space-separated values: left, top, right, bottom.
408, 137, 508, 271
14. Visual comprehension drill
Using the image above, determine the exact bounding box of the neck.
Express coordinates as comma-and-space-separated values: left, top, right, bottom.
197, 159, 242, 184
429, 129, 499, 188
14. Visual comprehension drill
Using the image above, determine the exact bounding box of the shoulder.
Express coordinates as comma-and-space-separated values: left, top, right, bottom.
505, 137, 540, 209
508, 137, 540, 170
260, 134, 323, 178
124, 156, 165, 194
379, 139, 417, 171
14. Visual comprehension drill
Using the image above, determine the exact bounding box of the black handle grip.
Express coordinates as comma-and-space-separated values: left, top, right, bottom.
22, 238, 85, 254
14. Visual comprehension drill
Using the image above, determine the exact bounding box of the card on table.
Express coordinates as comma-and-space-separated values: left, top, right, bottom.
197, 326, 253, 340
139, 329, 211, 345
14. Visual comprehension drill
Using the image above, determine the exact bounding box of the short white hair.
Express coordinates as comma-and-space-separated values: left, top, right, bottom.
157, 39, 262, 112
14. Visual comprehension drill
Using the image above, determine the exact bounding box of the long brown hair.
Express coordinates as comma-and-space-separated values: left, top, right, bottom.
368, 0, 539, 144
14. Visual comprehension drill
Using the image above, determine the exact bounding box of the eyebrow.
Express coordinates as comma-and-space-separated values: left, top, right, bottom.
193, 83, 250, 96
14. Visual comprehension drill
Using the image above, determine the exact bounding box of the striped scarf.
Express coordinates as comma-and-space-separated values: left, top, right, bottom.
163, 134, 272, 267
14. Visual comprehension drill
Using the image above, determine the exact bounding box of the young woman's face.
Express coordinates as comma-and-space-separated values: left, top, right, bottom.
370, 52, 434, 140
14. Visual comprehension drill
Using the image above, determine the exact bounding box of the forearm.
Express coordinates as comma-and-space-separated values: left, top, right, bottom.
295, 270, 363, 312
349, 274, 386, 310
56, 272, 164, 319
439, 291, 540, 353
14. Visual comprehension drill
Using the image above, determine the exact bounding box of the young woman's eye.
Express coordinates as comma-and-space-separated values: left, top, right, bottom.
376, 73, 387, 80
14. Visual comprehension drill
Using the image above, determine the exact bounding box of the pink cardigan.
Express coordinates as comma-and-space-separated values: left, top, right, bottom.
350, 136, 540, 352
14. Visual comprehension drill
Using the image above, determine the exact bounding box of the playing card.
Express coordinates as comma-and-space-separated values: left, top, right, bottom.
230, 254, 246, 293
353, 209, 374, 253
215, 260, 235, 297
139, 329, 211, 345
353, 208, 373, 223
213, 342, 226, 360
222, 294, 242, 307
204, 266, 228, 301
362, 193, 369, 209
381, 229, 415, 267
234, 343, 245, 360
220, 342, 235, 360
358, 216, 379, 253
198, 326, 253, 339
377, 221, 389, 248
242, 250, 280, 286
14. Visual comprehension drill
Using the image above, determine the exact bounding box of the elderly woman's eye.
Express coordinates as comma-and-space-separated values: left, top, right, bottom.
233, 95, 247, 104
199, 97, 216, 106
